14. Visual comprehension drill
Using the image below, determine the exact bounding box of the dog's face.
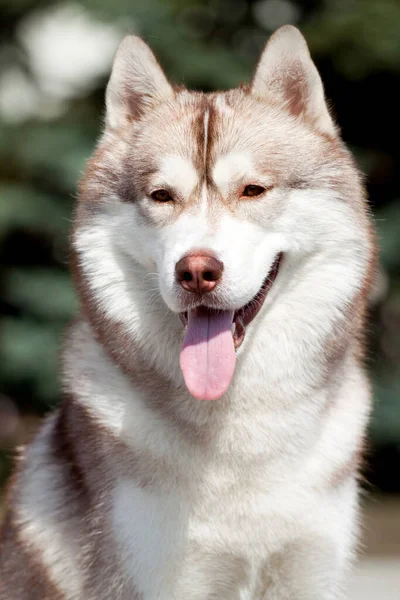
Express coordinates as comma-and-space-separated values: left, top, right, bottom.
75, 27, 372, 400
117, 92, 323, 314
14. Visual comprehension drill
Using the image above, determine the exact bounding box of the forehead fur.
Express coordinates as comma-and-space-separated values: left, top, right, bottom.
80, 91, 358, 213
119, 88, 345, 198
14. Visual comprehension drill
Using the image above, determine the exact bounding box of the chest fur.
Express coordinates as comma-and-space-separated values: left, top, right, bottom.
109, 451, 327, 600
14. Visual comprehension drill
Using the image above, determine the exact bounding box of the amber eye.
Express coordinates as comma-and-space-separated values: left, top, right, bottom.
151, 189, 173, 202
242, 184, 266, 197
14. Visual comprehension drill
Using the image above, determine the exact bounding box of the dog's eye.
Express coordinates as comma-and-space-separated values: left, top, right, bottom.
151, 189, 173, 202
242, 185, 266, 198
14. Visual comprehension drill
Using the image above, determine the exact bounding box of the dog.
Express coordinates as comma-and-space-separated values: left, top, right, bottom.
0, 25, 375, 599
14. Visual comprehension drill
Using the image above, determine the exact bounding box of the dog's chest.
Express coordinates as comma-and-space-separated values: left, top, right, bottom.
173, 483, 276, 599
110, 460, 288, 600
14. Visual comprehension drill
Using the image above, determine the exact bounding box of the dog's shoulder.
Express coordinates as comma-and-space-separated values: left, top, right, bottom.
0, 404, 95, 599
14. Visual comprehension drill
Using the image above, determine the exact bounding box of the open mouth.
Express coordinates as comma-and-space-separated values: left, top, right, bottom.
231, 252, 282, 348
180, 252, 283, 350
179, 253, 283, 401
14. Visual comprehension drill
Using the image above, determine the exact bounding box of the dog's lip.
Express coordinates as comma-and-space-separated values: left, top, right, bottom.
179, 253, 283, 349
233, 252, 282, 346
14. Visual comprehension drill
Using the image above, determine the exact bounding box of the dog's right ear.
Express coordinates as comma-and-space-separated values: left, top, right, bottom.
105, 36, 173, 130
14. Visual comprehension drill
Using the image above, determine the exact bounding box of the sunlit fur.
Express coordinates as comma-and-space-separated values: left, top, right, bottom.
0, 26, 375, 600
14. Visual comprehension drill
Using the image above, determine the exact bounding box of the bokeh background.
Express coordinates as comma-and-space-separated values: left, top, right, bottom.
0, 0, 399, 594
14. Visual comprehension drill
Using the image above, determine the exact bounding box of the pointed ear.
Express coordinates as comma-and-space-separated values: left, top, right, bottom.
251, 26, 335, 137
105, 35, 173, 130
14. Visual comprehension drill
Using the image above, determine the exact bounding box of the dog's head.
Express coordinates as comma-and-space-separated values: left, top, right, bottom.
74, 26, 374, 400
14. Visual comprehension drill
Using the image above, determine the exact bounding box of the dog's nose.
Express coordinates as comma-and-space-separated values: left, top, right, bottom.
175, 252, 223, 294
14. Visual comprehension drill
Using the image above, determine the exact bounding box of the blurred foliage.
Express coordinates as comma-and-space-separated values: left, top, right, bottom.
305, 0, 400, 77
0, 0, 400, 487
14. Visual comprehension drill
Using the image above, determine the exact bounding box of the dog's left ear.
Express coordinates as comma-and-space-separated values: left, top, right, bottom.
105, 35, 173, 130
252, 26, 335, 137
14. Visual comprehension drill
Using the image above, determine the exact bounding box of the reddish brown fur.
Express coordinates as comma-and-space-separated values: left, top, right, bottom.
0, 510, 64, 600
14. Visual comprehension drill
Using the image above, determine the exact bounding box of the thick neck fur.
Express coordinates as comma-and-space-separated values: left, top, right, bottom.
67, 219, 372, 457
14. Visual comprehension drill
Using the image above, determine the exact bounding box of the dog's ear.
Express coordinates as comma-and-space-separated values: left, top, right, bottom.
105, 36, 173, 130
251, 26, 335, 136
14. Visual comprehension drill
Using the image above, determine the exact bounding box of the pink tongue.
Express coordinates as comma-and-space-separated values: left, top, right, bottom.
180, 308, 236, 400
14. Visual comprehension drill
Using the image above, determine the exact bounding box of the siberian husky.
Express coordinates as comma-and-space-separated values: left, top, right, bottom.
0, 25, 375, 600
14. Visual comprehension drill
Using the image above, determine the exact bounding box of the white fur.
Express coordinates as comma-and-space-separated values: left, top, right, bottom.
155, 154, 199, 199
212, 151, 272, 195
202, 108, 209, 166
112, 480, 186, 599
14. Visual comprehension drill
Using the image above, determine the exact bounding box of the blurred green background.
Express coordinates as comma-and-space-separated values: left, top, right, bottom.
0, 0, 399, 492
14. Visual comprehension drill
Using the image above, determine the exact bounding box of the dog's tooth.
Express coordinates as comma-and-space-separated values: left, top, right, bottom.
232, 322, 236, 335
